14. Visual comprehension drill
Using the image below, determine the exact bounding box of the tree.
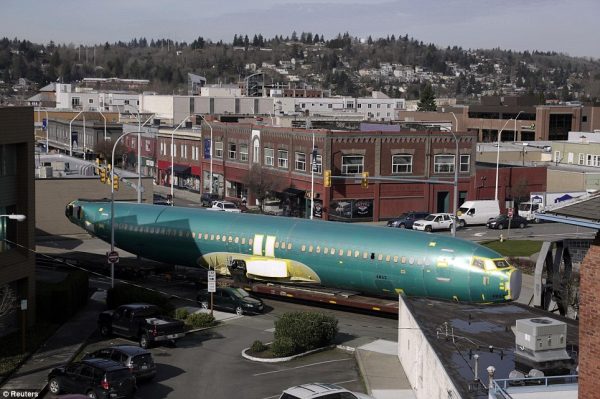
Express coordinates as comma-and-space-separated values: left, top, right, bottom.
245, 164, 283, 211
94, 139, 127, 167
417, 83, 437, 111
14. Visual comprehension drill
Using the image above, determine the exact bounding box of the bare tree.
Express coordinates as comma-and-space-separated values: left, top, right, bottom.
0, 284, 16, 319
245, 164, 283, 210
93, 139, 128, 168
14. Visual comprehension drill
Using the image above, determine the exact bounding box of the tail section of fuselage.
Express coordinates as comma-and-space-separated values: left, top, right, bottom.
65, 199, 521, 304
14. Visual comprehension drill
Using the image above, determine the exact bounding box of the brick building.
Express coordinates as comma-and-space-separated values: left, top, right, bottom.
0, 107, 36, 335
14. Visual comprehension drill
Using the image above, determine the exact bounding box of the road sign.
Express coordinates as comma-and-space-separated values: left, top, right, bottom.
107, 251, 119, 264
208, 270, 216, 282
508, 208, 514, 218
208, 281, 216, 293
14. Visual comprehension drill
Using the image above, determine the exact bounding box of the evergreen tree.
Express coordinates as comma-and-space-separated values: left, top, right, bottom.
417, 83, 437, 111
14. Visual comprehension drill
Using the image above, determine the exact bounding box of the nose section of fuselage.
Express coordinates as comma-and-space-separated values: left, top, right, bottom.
508, 267, 522, 301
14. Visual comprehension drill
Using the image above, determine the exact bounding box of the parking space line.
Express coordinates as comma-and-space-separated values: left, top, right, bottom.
253, 358, 352, 376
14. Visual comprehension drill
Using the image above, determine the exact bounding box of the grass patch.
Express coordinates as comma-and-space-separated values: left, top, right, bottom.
0, 323, 60, 381
482, 240, 543, 257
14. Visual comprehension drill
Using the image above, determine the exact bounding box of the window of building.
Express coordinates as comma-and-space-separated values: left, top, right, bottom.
278, 150, 288, 169
240, 143, 248, 162
434, 154, 455, 173
191, 146, 199, 161
145, 140, 151, 152
253, 139, 260, 164
264, 148, 274, 166
229, 142, 237, 160
579, 153, 585, 165
215, 141, 223, 158
295, 152, 306, 171
181, 144, 187, 159
460, 155, 470, 172
341, 155, 364, 174
392, 154, 412, 174
88, 98, 94, 104
554, 151, 561, 163
171, 143, 177, 157
310, 154, 321, 174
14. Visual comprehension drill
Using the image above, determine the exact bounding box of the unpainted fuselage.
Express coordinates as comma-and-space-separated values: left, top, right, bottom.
65, 200, 521, 303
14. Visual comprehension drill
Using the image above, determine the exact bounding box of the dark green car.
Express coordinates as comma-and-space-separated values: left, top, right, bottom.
197, 287, 264, 315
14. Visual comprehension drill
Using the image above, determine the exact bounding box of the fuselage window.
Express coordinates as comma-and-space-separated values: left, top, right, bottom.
249, 238, 253, 246
401, 256, 407, 264
275, 241, 280, 248
309, 245, 313, 253
234, 237, 238, 244
324, 248, 329, 254
281, 242, 286, 249
386, 255, 391, 262
363, 252, 368, 259
191, 232, 195, 238
354, 250, 360, 258
378, 254, 383, 261
370, 253, 375, 260
210, 234, 215, 240
287, 243, 292, 250
473, 258, 485, 269
417, 258, 423, 265
339, 249, 344, 256
347, 249, 352, 257
228, 236, 233, 242
301, 245, 306, 252
222, 236, 227, 242
409, 257, 415, 264
204, 233, 209, 240
216, 234, 220, 241
241, 237, 246, 244
316, 246, 321, 253
393, 256, 398, 263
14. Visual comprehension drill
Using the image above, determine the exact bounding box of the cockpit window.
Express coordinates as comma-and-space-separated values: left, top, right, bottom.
494, 259, 511, 268
473, 258, 485, 269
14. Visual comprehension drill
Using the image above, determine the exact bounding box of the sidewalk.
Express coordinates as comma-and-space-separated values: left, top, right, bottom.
153, 184, 200, 203
1, 290, 106, 394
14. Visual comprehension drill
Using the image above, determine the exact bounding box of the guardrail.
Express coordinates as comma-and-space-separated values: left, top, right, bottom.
491, 374, 578, 398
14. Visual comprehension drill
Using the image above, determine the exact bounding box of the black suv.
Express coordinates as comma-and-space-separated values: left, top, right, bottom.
84, 345, 156, 381
47, 358, 136, 399
386, 211, 430, 229
201, 192, 220, 207
197, 287, 264, 315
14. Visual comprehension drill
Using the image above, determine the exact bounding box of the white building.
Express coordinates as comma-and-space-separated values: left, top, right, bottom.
55, 84, 140, 112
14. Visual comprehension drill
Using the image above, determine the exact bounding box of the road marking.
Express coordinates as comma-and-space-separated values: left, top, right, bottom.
253, 358, 352, 376
473, 232, 486, 237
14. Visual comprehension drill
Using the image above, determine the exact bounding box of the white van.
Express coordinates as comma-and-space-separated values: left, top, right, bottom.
456, 200, 500, 227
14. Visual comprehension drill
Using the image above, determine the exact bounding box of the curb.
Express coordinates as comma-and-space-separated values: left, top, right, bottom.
354, 349, 372, 395
241, 344, 336, 363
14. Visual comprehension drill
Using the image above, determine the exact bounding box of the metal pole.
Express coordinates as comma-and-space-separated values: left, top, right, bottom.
514, 110, 523, 142
82, 114, 86, 160
69, 110, 84, 156
98, 110, 107, 141
137, 110, 141, 204
171, 116, 192, 204
310, 132, 315, 220
494, 119, 513, 201
44, 110, 49, 154
440, 127, 458, 237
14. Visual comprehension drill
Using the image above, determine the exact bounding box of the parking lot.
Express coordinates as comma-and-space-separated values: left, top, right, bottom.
40, 296, 396, 399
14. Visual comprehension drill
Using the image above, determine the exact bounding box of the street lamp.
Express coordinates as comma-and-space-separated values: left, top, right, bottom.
171, 116, 193, 204
494, 118, 515, 201
0, 214, 26, 221
514, 111, 523, 142
310, 133, 317, 220
440, 127, 458, 237
197, 115, 214, 194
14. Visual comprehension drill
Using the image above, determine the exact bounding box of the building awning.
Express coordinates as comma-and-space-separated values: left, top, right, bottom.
170, 165, 191, 175
284, 187, 305, 196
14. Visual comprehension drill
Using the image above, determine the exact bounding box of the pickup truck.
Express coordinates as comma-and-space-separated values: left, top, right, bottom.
98, 303, 185, 349
207, 200, 242, 213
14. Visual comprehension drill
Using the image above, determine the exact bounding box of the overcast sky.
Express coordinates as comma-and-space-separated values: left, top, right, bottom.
2, 0, 599, 58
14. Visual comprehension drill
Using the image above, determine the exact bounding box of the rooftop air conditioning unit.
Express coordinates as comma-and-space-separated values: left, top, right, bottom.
514, 317, 571, 364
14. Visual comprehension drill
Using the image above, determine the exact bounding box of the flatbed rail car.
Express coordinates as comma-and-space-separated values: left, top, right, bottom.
226, 279, 399, 315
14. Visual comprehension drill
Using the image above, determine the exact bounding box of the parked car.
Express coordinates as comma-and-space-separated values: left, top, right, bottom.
456, 200, 500, 227
386, 211, 430, 229
47, 358, 136, 399
279, 383, 374, 399
197, 286, 264, 315
263, 199, 284, 215
486, 214, 528, 230
207, 200, 242, 213
412, 213, 455, 232
83, 345, 156, 381
200, 192, 220, 207
97, 303, 185, 349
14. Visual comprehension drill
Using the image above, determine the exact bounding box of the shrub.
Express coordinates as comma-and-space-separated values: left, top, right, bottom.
271, 337, 296, 357
250, 340, 268, 353
186, 313, 215, 329
106, 284, 174, 315
274, 311, 338, 354
175, 308, 189, 320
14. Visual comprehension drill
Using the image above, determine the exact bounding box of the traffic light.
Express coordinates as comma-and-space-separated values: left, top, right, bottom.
112, 174, 119, 191
324, 170, 332, 187
99, 168, 106, 183
361, 171, 369, 189
95, 158, 101, 175
106, 164, 112, 186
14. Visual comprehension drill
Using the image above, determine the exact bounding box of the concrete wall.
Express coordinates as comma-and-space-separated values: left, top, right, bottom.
398, 297, 461, 399
35, 177, 153, 236
547, 169, 588, 192
139, 95, 174, 121
578, 233, 600, 399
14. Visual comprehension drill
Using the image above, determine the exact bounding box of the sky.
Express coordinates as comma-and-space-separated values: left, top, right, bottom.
2, 0, 599, 59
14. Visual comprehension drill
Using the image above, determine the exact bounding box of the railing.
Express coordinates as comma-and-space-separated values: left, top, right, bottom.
491, 374, 578, 397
